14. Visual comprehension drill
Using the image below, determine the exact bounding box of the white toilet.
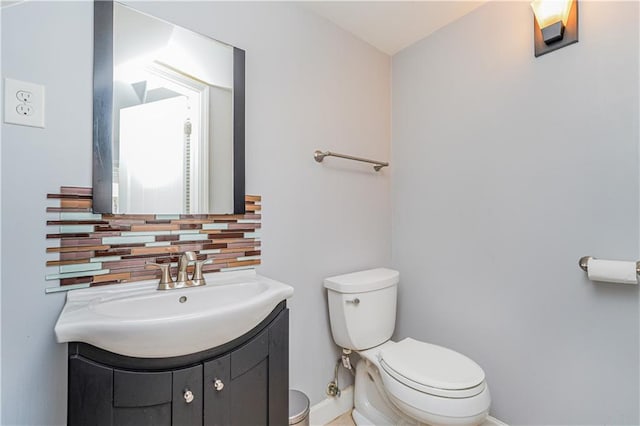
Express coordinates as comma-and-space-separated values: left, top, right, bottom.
324, 268, 491, 426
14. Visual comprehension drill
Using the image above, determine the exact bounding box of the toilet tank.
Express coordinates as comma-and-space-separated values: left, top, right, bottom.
324, 268, 399, 351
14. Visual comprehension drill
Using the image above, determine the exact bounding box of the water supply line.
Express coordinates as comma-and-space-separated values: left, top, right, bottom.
326, 349, 355, 397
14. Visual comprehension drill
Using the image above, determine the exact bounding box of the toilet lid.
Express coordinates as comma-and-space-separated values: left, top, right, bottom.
379, 338, 485, 391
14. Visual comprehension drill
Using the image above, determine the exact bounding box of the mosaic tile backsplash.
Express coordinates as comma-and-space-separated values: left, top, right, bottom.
45, 186, 261, 293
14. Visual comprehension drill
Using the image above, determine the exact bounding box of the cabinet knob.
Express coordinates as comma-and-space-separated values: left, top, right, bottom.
213, 379, 224, 391
183, 389, 194, 403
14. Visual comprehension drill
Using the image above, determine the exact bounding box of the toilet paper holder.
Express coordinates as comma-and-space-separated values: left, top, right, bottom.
579, 256, 640, 275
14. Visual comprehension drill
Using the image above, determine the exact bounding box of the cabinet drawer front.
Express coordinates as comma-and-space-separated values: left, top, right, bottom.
231, 328, 268, 379
113, 369, 172, 407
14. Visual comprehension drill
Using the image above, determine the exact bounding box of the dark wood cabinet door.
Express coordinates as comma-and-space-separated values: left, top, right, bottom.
204, 351, 269, 426
268, 308, 289, 425
68, 355, 114, 426
203, 354, 231, 426
172, 365, 204, 426
113, 404, 172, 426
229, 357, 268, 425
203, 309, 289, 426
112, 369, 173, 426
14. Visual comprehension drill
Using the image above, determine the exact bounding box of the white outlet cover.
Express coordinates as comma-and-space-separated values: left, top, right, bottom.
4, 78, 45, 128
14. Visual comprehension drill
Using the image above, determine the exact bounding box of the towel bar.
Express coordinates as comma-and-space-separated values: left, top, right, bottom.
314, 150, 388, 171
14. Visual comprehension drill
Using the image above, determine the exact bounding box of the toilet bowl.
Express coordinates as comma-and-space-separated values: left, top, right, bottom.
324, 268, 491, 426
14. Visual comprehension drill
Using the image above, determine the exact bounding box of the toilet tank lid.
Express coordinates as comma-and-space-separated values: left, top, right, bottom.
324, 268, 399, 293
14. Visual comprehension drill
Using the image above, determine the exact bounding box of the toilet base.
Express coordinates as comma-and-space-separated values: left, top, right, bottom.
352, 409, 384, 426
353, 359, 420, 426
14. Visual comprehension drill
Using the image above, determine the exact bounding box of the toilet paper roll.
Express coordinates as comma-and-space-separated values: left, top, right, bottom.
587, 258, 639, 285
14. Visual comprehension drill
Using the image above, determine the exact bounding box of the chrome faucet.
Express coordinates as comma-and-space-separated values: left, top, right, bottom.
146, 251, 210, 290
176, 251, 197, 286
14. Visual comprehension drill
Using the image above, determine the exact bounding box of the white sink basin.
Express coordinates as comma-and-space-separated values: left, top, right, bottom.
54, 270, 294, 358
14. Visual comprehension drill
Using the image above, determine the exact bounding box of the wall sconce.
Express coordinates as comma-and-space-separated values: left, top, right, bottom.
531, 0, 578, 57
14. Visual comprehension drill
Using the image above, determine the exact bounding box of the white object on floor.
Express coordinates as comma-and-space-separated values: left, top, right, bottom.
309, 385, 354, 426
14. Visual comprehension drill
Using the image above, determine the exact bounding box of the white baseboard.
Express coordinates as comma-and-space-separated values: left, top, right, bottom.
484, 415, 508, 426
309, 385, 354, 426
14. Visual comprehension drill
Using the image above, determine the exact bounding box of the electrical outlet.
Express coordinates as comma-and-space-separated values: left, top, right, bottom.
16, 104, 33, 116
4, 78, 45, 128
16, 90, 32, 102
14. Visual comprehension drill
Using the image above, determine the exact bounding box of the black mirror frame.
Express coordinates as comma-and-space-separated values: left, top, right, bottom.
92, 0, 245, 215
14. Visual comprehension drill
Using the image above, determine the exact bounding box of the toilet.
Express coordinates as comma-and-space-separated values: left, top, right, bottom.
324, 268, 491, 426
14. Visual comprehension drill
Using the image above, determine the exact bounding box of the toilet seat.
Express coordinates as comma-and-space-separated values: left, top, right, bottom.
379, 338, 486, 398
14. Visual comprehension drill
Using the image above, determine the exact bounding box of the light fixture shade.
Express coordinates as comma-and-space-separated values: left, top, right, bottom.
532, 0, 578, 57
530, 0, 573, 29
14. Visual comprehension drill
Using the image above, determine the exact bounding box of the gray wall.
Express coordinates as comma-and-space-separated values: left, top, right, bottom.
0, 7, 4, 420
391, 1, 639, 424
1, 2, 390, 424
1, 2, 93, 424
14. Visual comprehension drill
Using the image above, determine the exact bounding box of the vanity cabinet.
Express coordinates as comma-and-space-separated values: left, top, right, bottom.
67, 303, 288, 426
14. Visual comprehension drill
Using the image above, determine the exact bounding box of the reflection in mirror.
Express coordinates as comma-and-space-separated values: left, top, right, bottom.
93, 1, 245, 215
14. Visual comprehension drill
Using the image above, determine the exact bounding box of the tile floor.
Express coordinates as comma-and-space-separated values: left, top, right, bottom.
325, 411, 356, 426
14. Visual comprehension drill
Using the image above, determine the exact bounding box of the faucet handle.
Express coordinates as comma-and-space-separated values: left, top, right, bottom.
192, 258, 213, 284
145, 262, 174, 290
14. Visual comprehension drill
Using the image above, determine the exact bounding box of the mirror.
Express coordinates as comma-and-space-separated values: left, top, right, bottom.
93, 1, 245, 214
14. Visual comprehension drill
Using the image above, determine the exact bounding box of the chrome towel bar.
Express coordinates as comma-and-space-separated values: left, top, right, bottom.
579, 256, 640, 275
314, 150, 389, 171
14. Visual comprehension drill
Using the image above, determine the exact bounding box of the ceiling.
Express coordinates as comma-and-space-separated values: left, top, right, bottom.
299, 1, 486, 56
1, 1, 486, 56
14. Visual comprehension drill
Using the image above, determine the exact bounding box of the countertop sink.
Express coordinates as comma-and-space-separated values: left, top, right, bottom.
54, 270, 294, 358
